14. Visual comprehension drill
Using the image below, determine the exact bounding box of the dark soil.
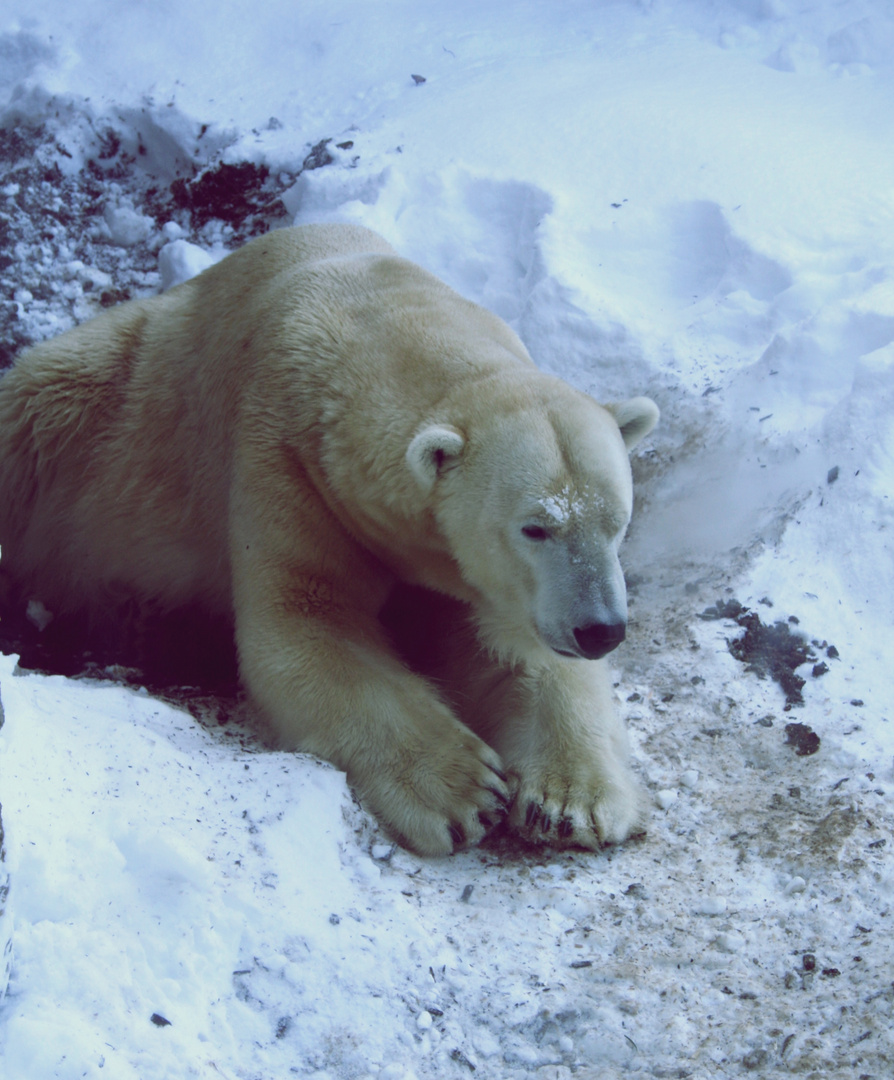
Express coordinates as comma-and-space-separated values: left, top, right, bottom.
167, 161, 288, 232
784, 721, 821, 756
0, 121, 339, 369
699, 599, 835, 710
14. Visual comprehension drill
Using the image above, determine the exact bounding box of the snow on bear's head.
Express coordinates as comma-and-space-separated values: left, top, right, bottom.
406, 386, 658, 665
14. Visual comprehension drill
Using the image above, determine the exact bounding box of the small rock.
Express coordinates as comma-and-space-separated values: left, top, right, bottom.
301, 139, 334, 170
680, 769, 699, 789
785, 722, 820, 756
450, 1048, 476, 1071
743, 1048, 768, 1070
417, 1010, 433, 1030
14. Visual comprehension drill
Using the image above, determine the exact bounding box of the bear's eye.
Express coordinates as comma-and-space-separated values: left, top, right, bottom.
521, 524, 551, 542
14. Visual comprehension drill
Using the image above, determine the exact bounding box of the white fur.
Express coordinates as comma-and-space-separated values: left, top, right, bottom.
0, 224, 658, 856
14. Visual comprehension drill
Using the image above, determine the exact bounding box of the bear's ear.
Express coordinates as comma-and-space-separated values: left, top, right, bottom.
605, 397, 659, 451
406, 424, 466, 491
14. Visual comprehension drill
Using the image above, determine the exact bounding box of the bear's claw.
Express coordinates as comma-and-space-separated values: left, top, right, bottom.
486, 762, 510, 784
365, 723, 513, 855
487, 785, 511, 810
448, 822, 467, 847
509, 768, 645, 851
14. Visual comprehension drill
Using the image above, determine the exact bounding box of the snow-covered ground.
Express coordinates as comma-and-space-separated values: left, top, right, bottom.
1, 1, 893, 1077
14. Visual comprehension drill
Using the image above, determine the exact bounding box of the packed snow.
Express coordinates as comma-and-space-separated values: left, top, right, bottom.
1, 1, 893, 1077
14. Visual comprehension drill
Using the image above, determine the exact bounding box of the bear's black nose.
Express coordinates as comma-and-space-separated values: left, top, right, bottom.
573, 621, 626, 660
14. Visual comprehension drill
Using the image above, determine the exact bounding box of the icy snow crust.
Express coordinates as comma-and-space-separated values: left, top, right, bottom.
2, 1, 894, 1077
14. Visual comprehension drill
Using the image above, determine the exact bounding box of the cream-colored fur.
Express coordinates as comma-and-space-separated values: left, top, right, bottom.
0, 224, 658, 856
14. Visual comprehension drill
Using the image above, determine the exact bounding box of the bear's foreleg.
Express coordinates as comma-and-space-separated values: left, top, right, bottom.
431, 633, 645, 849
229, 479, 510, 856
237, 591, 511, 855
482, 658, 646, 849
381, 585, 646, 850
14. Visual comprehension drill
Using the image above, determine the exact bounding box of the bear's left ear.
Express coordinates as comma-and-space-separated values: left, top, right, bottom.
605, 397, 659, 451
406, 424, 466, 491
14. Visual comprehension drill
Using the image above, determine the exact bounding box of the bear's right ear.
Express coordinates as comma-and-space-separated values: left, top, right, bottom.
406, 424, 465, 491
605, 397, 659, 451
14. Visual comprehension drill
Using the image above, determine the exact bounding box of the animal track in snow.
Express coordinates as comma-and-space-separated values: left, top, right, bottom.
666, 200, 792, 305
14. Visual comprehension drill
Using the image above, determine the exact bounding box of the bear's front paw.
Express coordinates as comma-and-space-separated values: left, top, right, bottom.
361, 725, 512, 857
508, 758, 646, 851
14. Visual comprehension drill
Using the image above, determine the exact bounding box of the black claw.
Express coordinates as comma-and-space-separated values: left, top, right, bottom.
486, 762, 510, 784
487, 785, 511, 810
558, 817, 574, 839
478, 811, 495, 831
540, 815, 552, 833
449, 822, 466, 848
525, 801, 542, 829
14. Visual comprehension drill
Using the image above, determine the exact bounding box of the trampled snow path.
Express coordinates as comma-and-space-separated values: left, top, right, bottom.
2, 1, 894, 1077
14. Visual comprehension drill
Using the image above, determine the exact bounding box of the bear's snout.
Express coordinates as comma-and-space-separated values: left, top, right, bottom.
572, 621, 626, 660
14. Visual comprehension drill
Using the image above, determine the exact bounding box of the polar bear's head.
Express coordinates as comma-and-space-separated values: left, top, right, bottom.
407, 389, 658, 664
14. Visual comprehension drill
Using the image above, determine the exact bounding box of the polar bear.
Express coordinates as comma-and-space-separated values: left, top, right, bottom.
0, 224, 658, 856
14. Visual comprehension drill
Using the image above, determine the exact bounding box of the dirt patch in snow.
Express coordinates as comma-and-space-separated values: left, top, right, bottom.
0, 120, 342, 368
699, 597, 838, 713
